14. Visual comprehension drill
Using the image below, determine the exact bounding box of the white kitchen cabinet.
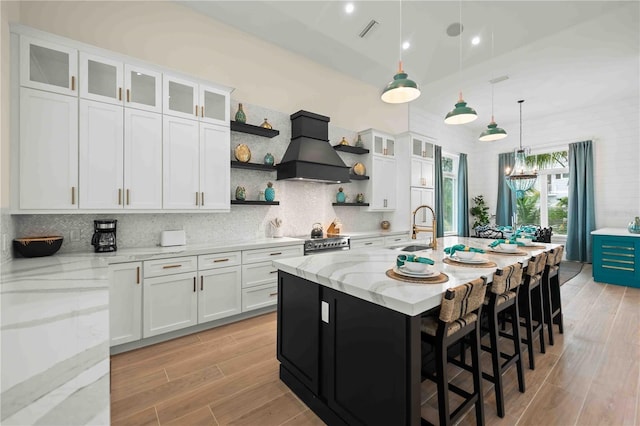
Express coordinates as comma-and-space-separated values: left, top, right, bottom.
143, 255, 198, 278
198, 266, 242, 323
410, 135, 434, 159
359, 129, 394, 158
19, 88, 78, 209
143, 271, 198, 338
411, 158, 434, 188
124, 108, 163, 209
384, 234, 411, 246
242, 283, 279, 312
411, 187, 435, 225
80, 52, 162, 113
20, 35, 77, 96
163, 116, 230, 210
350, 237, 385, 249
79, 99, 124, 209
163, 74, 229, 125
368, 156, 397, 211
109, 262, 142, 346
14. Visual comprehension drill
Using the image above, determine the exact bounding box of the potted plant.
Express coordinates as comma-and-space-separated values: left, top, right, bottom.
470, 195, 490, 228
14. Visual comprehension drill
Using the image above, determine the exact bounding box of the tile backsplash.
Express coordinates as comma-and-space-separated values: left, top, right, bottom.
10, 101, 387, 255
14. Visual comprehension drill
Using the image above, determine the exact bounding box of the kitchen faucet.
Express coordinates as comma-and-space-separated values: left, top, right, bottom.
411, 204, 437, 249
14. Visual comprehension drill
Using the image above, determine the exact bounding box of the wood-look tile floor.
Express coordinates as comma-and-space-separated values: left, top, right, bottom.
111, 264, 640, 425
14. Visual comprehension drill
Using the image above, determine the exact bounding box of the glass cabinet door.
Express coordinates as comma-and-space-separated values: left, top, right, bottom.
163, 75, 198, 120
125, 64, 161, 113
20, 36, 78, 96
374, 136, 384, 155
80, 52, 123, 105
412, 138, 423, 157
199, 85, 229, 125
385, 138, 395, 157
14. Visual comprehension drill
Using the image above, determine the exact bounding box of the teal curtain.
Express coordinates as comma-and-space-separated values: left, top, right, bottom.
457, 153, 469, 236
566, 140, 595, 262
434, 145, 444, 237
496, 152, 516, 226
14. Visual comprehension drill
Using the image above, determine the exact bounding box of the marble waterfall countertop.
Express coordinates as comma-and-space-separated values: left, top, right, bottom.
273, 236, 557, 317
0, 236, 303, 425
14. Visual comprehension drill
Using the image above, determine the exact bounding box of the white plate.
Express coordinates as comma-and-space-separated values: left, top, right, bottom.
450, 255, 487, 264
393, 266, 439, 278
488, 247, 525, 254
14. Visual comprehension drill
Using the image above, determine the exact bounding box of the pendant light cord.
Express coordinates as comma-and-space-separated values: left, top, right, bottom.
398, 0, 402, 69
519, 100, 524, 150
458, 0, 462, 95
490, 31, 495, 120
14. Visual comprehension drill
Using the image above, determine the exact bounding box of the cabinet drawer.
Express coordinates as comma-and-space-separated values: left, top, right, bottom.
242, 245, 303, 264
242, 282, 278, 312
350, 237, 385, 249
198, 251, 241, 271
144, 256, 197, 278
384, 234, 411, 246
242, 261, 278, 288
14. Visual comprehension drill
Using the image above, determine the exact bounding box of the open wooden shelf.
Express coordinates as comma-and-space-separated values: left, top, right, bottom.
231, 200, 280, 205
349, 174, 369, 180
230, 161, 277, 171
230, 121, 280, 138
333, 145, 369, 154
332, 202, 370, 206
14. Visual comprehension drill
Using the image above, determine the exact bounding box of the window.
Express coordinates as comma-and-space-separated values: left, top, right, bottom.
516, 150, 569, 235
442, 154, 458, 235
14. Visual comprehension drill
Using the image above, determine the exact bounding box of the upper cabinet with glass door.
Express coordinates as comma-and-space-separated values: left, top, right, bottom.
359, 129, 394, 157
163, 74, 230, 126
411, 135, 435, 159
80, 52, 162, 113
20, 36, 78, 96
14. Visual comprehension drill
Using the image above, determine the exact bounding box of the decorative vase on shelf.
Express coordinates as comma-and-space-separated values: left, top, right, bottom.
628, 216, 640, 234
234, 144, 251, 162
381, 220, 390, 230
352, 162, 366, 176
263, 152, 274, 166
356, 193, 365, 203
234, 103, 247, 123
355, 134, 364, 148
265, 182, 275, 202
336, 187, 346, 203
260, 118, 272, 129
235, 186, 246, 201
339, 137, 349, 146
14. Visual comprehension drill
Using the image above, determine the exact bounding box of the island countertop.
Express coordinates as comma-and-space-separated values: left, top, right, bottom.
273, 236, 557, 316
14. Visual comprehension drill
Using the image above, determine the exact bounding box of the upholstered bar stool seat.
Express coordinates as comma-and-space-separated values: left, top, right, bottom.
420, 278, 488, 426
542, 246, 565, 345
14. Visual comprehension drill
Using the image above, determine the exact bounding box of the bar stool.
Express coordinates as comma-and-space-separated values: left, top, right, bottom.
420, 277, 488, 426
480, 263, 526, 418
542, 246, 565, 345
519, 252, 547, 370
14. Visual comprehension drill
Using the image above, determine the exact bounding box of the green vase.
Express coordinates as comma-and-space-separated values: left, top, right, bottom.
336, 187, 346, 203
264, 153, 274, 166
235, 186, 246, 201
235, 103, 246, 123
265, 182, 275, 202
629, 216, 640, 234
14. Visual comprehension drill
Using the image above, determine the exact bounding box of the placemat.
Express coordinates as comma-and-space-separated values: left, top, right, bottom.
386, 269, 449, 284
486, 249, 528, 256
442, 258, 497, 268
519, 244, 547, 250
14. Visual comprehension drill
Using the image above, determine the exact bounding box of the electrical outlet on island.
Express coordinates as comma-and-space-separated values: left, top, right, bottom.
70, 229, 80, 242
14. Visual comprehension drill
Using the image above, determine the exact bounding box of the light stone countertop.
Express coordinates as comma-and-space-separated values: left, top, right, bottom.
343, 230, 410, 239
0, 236, 304, 425
591, 227, 640, 237
273, 236, 558, 317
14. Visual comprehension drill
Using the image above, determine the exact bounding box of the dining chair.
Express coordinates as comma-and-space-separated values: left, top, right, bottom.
420, 277, 488, 426
542, 245, 565, 344
519, 251, 548, 369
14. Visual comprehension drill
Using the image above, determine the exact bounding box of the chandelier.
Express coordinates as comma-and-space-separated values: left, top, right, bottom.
506, 100, 537, 198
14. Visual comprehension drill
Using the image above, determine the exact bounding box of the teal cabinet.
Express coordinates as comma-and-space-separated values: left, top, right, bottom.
592, 233, 640, 288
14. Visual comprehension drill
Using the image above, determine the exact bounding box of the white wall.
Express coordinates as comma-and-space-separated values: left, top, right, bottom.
466, 95, 640, 229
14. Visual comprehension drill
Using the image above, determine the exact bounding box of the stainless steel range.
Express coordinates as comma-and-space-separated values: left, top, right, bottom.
300, 235, 350, 255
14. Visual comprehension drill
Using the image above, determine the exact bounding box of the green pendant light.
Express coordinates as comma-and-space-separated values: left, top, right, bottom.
444, 1, 477, 124
479, 32, 507, 141
381, 0, 420, 104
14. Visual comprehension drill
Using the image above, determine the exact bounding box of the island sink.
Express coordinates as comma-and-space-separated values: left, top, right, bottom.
388, 244, 432, 252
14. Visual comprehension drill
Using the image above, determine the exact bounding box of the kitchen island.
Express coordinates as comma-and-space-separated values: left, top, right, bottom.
273, 236, 557, 426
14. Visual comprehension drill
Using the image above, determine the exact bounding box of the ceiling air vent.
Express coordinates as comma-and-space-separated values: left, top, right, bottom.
359, 19, 378, 38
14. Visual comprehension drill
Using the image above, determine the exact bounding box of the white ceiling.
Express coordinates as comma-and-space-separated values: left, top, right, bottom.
181, 1, 639, 132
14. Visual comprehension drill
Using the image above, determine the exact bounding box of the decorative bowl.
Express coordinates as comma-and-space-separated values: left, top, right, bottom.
498, 243, 518, 252
403, 261, 429, 273
456, 251, 476, 260
13, 236, 63, 257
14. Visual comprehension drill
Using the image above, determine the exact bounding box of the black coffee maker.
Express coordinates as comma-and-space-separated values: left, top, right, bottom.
91, 220, 117, 252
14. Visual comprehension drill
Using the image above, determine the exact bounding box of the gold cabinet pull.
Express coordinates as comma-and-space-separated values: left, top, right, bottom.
118, 87, 122, 101
269, 270, 278, 274
200, 276, 203, 291
269, 252, 282, 256
136, 266, 140, 284
71, 187, 76, 205
269, 292, 278, 297
193, 277, 196, 292
201, 192, 204, 206
200, 106, 204, 117
162, 264, 182, 269
195, 105, 198, 116
71, 76, 75, 91
126, 189, 130, 205
126, 89, 130, 103
195, 192, 199, 206
213, 258, 229, 263
118, 188, 122, 205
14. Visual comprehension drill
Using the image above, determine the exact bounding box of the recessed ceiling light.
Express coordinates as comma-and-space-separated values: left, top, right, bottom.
471, 36, 480, 45
345, 3, 354, 14
402, 41, 410, 50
